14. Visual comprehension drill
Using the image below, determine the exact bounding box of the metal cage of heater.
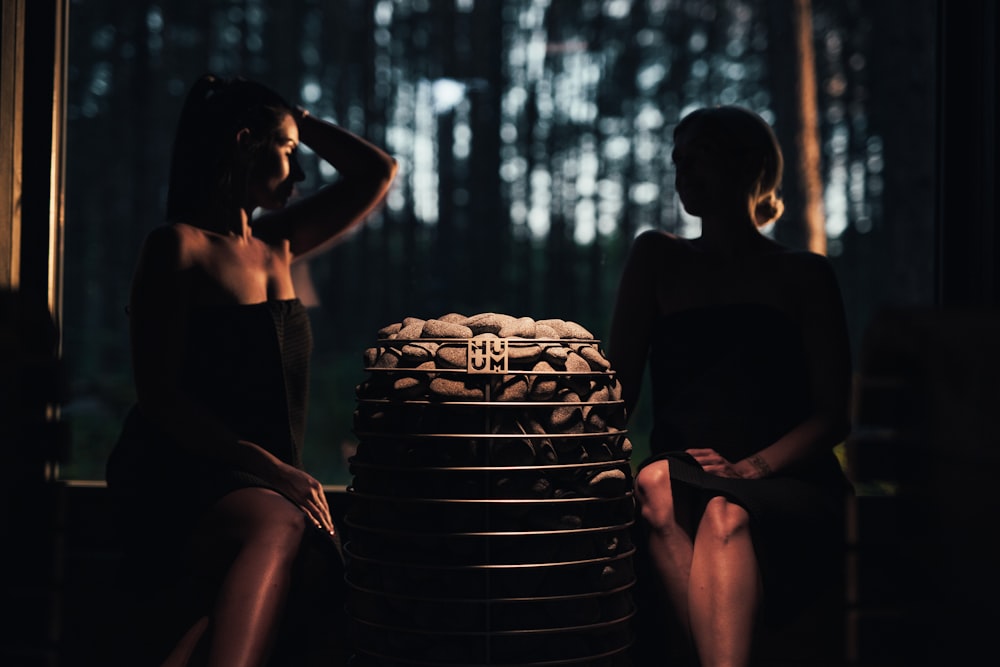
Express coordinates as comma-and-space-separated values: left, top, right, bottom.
346, 334, 637, 666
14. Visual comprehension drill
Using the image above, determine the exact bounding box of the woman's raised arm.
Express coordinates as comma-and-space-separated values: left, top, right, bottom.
254, 109, 398, 259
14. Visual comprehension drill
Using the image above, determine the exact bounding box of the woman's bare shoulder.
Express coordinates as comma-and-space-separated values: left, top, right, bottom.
766, 247, 843, 307
145, 221, 204, 243
773, 246, 837, 278
140, 222, 208, 269
633, 228, 691, 246
629, 229, 697, 260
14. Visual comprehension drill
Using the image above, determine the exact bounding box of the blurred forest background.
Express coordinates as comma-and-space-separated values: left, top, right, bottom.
60, 0, 937, 484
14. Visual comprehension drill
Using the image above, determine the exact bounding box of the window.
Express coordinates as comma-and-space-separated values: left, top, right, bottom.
60, 0, 938, 483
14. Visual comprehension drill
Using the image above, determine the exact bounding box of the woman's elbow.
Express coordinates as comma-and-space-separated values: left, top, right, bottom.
363, 159, 398, 205
374, 156, 399, 186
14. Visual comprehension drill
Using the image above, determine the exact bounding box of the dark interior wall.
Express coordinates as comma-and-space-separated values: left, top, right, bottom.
851, 307, 1000, 665
936, 0, 1000, 308
894, 3, 1000, 663
844, 3, 1000, 664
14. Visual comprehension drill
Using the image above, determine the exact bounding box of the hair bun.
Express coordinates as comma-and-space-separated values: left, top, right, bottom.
754, 193, 784, 227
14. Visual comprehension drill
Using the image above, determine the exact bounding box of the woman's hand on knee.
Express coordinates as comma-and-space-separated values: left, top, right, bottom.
272, 462, 335, 536
685, 448, 744, 478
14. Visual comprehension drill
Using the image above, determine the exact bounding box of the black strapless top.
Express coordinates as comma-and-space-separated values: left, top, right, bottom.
639, 302, 851, 623
648, 302, 811, 466
106, 298, 313, 513
177, 298, 312, 467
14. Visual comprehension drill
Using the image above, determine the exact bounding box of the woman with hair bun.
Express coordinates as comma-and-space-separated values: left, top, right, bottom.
609, 106, 853, 666
106, 74, 397, 666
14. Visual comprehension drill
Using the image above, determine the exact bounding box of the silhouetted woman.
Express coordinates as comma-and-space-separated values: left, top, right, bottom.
106, 74, 397, 667
609, 106, 852, 667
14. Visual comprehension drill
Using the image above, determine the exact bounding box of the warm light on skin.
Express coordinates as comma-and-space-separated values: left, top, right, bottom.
246, 113, 305, 212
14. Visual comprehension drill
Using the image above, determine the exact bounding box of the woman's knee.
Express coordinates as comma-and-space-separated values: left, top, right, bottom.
635, 462, 678, 530
699, 496, 751, 543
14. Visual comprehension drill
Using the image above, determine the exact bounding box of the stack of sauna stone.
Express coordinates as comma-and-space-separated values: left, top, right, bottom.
346, 312, 637, 666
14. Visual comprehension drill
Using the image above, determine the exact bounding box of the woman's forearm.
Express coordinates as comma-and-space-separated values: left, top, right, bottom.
735, 413, 850, 479
295, 109, 397, 181
267, 110, 397, 258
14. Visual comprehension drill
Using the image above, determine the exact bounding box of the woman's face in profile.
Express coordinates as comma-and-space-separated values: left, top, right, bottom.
247, 113, 305, 210
672, 122, 737, 218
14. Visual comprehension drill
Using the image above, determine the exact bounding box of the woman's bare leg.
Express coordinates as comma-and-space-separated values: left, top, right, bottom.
688, 496, 760, 667
172, 487, 308, 667
635, 460, 695, 635
159, 616, 210, 667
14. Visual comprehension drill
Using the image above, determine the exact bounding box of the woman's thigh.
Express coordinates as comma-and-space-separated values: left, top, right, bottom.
185, 487, 307, 574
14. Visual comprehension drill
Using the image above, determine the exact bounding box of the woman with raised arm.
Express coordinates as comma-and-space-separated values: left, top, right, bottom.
609, 106, 852, 667
106, 74, 397, 667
